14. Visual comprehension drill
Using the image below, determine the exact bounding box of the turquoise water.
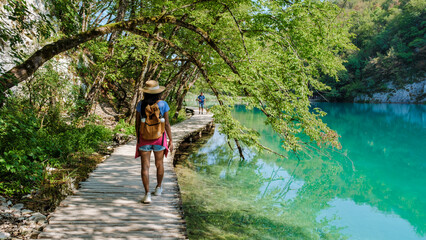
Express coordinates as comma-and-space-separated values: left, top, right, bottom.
184, 103, 426, 239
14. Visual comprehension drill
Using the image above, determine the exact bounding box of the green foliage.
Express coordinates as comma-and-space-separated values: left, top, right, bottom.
0, 101, 112, 196
0, 103, 45, 195
114, 119, 136, 136
47, 0, 354, 153
169, 107, 187, 126
1, 0, 356, 167
199, 0, 353, 150
45, 0, 83, 35
0, 150, 44, 196
0, 57, 116, 196
323, 0, 426, 100
26, 61, 72, 110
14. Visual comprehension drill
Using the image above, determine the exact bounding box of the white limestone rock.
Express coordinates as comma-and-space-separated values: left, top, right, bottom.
0, 203, 8, 210
355, 78, 426, 103
0, 232, 10, 239
19, 225, 31, 234
21, 209, 33, 215
29, 213, 46, 223
0, 0, 49, 72
30, 230, 41, 239
11, 204, 24, 211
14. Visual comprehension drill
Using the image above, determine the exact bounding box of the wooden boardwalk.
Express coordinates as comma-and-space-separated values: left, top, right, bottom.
39, 110, 213, 239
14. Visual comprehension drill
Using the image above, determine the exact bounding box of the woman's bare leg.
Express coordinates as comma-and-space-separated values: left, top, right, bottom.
154, 150, 164, 188
140, 151, 151, 193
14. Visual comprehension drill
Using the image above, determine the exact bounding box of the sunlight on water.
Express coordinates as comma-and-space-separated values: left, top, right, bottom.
318, 198, 425, 240
178, 103, 426, 239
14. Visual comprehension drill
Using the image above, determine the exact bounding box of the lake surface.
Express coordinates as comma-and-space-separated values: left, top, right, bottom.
179, 103, 426, 239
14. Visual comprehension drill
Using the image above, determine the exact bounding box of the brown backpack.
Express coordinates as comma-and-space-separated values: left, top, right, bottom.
140, 100, 165, 140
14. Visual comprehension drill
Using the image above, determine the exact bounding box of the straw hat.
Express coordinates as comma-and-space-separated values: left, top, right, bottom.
142, 80, 165, 94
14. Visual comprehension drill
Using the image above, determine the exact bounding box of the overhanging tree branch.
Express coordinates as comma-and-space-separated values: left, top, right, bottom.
0, 12, 276, 158
0, 15, 240, 92
125, 27, 249, 159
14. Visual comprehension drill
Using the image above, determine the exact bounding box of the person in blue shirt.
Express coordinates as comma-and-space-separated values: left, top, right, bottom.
196, 92, 206, 114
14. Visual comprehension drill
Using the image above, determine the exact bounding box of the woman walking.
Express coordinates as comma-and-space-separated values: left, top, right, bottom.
135, 80, 173, 204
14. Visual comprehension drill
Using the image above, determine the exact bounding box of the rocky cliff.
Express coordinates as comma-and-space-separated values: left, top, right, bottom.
354, 78, 426, 104
0, 0, 49, 73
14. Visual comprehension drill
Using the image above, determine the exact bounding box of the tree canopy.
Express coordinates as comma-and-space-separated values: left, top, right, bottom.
322, 0, 425, 100
1, 0, 355, 155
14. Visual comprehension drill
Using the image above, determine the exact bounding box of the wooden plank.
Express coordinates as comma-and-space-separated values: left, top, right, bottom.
39, 230, 186, 239
58, 203, 181, 209
39, 232, 186, 239
49, 219, 186, 224
43, 224, 186, 232
49, 211, 183, 219
60, 199, 181, 205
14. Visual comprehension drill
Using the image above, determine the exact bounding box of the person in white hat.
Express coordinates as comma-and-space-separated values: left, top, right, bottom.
135, 80, 173, 204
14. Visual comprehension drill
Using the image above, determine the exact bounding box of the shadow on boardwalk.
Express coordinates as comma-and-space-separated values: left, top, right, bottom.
38, 111, 213, 239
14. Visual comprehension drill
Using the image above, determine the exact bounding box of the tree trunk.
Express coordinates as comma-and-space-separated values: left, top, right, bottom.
129, 0, 138, 19
84, 71, 107, 115
81, 3, 87, 32
153, 68, 163, 82
162, 61, 190, 100
127, 36, 158, 124
142, 41, 162, 81
173, 68, 199, 120
109, 0, 128, 43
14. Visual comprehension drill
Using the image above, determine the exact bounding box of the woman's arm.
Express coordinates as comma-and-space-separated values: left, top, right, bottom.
164, 111, 174, 153
135, 111, 141, 143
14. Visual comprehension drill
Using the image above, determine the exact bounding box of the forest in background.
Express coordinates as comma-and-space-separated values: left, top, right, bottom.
0, 0, 424, 198
322, 0, 425, 101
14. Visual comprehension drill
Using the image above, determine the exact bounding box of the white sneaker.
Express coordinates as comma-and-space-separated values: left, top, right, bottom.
142, 192, 151, 204
153, 186, 163, 196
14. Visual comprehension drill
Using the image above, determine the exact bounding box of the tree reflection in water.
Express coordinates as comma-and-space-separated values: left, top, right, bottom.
176, 103, 426, 239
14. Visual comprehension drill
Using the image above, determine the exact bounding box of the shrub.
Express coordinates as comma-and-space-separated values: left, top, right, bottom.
114, 119, 136, 136
0, 102, 113, 196
0, 150, 44, 195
